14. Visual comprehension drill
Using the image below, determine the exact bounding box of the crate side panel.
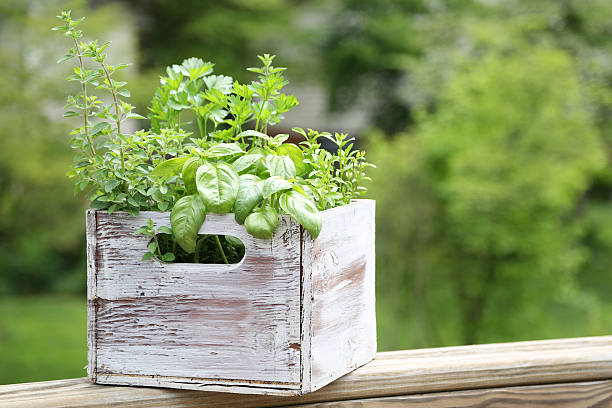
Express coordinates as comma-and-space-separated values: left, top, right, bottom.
86, 210, 98, 382
308, 200, 377, 391
93, 212, 302, 384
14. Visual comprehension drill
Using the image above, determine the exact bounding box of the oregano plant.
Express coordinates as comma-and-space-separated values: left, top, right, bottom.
54, 10, 374, 264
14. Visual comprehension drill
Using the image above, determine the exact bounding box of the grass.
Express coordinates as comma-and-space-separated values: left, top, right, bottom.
0, 295, 87, 385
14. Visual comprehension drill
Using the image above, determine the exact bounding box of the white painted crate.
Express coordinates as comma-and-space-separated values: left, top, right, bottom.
86, 199, 376, 395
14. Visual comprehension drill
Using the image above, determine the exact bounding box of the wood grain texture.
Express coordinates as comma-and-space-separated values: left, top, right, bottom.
91, 211, 303, 393
85, 210, 97, 382
88, 200, 377, 395
286, 380, 612, 407
2, 336, 611, 407
305, 200, 377, 391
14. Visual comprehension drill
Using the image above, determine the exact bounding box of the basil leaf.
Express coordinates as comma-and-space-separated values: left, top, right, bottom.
279, 190, 322, 239
234, 174, 263, 224
266, 155, 296, 179
182, 157, 204, 194
245, 205, 279, 239
262, 176, 292, 198
237, 130, 270, 142
152, 157, 190, 180
233, 154, 264, 175
196, 162, 239, 213
206, 143, 244, 158
224, 235, 245, 249
277, 143, 309, 177
170, 194, 206, 253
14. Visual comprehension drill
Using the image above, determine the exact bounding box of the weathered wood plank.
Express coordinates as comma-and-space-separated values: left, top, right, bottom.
85, 209, 98, 382
2, 336, 611, 407
92, 211, 303, 389
307, 199, 377, 391
286, 380, 612, 407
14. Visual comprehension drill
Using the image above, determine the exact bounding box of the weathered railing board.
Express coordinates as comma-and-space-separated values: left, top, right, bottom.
290, 380, 612, 407
1, 335, 611, 407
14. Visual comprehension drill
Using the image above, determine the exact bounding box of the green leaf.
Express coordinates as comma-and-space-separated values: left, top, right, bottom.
152, 157, 190, 180
279, 190, 322, 239
233, 154, 264, 175
90, 121, 110, 136
270, 134, 289, 146
148, 241, 158, 253
237, 130, 270, 142
276, 143, 309, 177
234, 174, 263, 224
141, 252, 154, 261
170, 194, 207, 253
249, 147, 271, 157
224, 235, 245, 249
182, 157, 204, 194
157, 226, 173, 235
266, 155, 296, 179
196, 162, 239, 213
103, 179, 121, 193
204, 75, 234, 94
245, 206, 279, 239
116, 88, 130, 98
206, 143, 244, 158
262, 176, 292, 198
161, 252, 176, 262
133, 226, 151, 236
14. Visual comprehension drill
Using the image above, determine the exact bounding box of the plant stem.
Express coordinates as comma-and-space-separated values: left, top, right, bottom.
214, 235, 229, 264
101, 64, 125, 172
196, 115, 204, 138
72, 38, 95, 157
194, 236, 205, 263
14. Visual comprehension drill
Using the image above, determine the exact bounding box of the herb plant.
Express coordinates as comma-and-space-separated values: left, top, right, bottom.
54, 11, 373, 264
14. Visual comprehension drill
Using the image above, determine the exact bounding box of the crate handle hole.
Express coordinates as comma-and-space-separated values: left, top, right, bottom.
149, 233, 245, 264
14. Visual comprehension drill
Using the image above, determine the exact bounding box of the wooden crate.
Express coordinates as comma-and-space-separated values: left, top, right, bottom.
86, 199, 376, 395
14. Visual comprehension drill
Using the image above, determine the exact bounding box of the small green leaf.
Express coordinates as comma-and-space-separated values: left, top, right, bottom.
196, 162, 239, 213
141, 252, 154, 261
161, 252, 176, 262
134, 226, 151, 236
152, 157, 190, 180
233, 154, 264, 175
90, 121, 109, 136
277, 143, 309, 177
116, 88, 130, 98
148, 241, 158, 253
182, 157, 204, 194
157, 226, 173, 235
266, 155, 296, 179
234, 174, 263, 224
206, 143, 244, 158
224, 235, 245, 249
262, 176, 292, 198
245, 206, 279, 239
170, 194, 207, 253
237, 130, 270, 142
279, 190, 322, 239
203, 75, 234, 94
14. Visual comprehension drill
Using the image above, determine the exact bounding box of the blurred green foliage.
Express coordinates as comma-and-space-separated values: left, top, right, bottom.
1, 0, 611, 384
0, 296, 86, 383
371, 47, 608, 348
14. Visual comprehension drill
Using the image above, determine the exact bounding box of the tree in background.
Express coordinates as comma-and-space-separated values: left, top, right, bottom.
0, 0, 136, 293
371, 47, 607, 349
120, 0, 301, 81
318, 0, 612, 349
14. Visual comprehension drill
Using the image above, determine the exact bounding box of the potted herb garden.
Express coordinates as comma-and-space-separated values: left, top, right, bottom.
54, 11, 376, 395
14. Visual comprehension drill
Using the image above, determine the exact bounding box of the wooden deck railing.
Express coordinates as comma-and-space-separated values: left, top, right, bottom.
1, 336, 612, 407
